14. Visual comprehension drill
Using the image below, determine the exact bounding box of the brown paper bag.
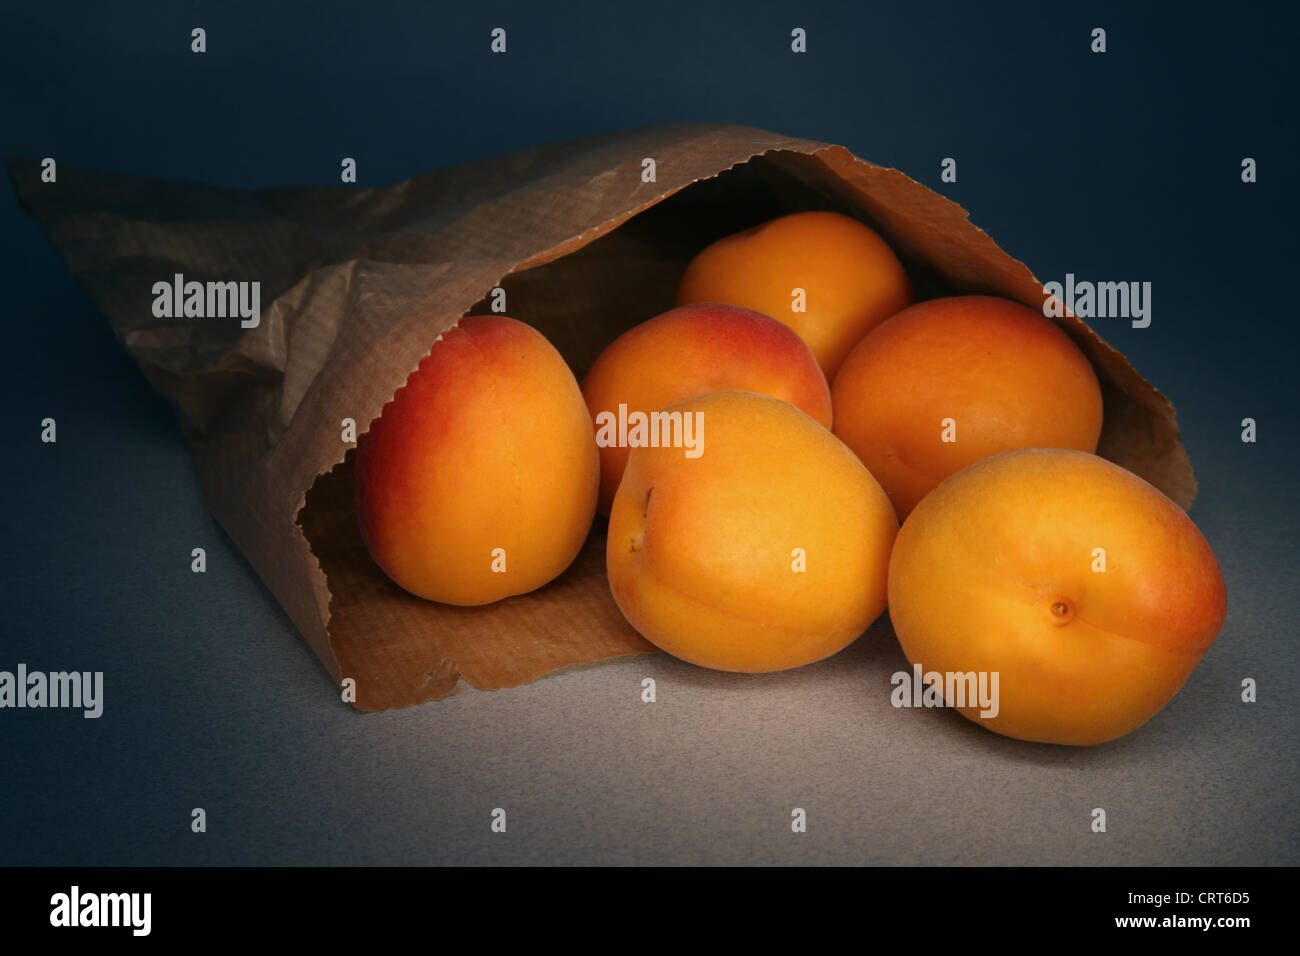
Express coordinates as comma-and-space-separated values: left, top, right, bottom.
8, 122, 1194, 711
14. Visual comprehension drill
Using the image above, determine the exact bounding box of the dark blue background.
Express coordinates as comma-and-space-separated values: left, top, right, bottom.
1, 1, 1296, 866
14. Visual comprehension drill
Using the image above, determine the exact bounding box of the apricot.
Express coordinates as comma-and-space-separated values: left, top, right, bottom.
676, 211, 914, 379
606, 391, 897, 672
887, 448, 1227, 746
832, 295, 1104, 519
353, 315, 598, 606
581, 302, 832, 514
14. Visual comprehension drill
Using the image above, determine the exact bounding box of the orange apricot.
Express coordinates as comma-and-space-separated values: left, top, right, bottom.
887, 448, 1227, 746
606, 390, 897, 672
354, 315, 598, 605
832, 295, 1104, 519
581, 302, 831, 514
676, 211, 914, 379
